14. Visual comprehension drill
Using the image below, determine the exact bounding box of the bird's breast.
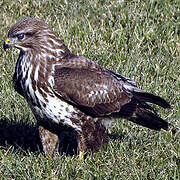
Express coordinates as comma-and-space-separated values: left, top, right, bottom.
14, 54, 82, 131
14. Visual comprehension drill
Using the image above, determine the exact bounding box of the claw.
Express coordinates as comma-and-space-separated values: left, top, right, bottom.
79, 151, 84, 161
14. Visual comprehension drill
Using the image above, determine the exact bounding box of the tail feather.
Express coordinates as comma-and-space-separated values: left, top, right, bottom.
133, 91, 171, 109
129, 108, 169, 130
112, 86, 171, 130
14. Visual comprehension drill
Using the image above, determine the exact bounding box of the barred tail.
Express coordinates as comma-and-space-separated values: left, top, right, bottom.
133, 91, 171, 109
127, 91, 171, 130
129, 108, 169, 130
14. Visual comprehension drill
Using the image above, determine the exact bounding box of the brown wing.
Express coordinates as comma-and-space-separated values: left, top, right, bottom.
53, 56, 133, 117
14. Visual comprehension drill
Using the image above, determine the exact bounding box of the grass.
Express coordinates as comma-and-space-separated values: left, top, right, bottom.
0, 0, 179, 179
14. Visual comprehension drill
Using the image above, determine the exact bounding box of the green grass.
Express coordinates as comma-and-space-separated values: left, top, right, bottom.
0, 0, 179, 179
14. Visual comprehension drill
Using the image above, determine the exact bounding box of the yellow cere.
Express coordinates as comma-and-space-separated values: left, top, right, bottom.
5, 38, 10, 44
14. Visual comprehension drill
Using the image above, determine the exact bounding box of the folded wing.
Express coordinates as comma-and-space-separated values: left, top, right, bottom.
53, 56, 133, 117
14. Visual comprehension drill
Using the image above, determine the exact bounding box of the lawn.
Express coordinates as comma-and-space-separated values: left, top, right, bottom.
0, 0, 179, 179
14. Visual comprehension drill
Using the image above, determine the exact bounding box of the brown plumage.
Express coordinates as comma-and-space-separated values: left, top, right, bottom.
3, 17, 171, 157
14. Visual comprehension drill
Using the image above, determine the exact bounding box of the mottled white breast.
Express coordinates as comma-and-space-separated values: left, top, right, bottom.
33, 89, 82, 132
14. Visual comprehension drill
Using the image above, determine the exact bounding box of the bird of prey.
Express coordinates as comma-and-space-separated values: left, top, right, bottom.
3, 18, 171, 159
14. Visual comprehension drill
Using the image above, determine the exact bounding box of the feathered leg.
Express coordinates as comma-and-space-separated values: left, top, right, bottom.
77, 118, 109, 160
39, 126, 59, 156
77, 133, 87, 161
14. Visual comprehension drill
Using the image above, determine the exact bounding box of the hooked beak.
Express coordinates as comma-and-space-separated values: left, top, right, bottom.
3, 37, 22, 51
3, 38, 11, 50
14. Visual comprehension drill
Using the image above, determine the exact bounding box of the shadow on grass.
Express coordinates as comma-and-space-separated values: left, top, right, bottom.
0, 118, 78, 156
0, 118, 42, 153
108, 132, 125, 141
0, 118, 125, 156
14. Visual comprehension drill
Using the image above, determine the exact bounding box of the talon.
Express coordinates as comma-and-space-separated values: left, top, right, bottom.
79, 151, 84, 161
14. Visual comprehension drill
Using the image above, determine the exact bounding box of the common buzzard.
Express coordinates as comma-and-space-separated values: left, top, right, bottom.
3, 18, 171, 159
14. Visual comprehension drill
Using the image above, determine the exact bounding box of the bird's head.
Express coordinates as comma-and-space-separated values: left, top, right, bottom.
3, 17, 56, 52
3, 17, 71, 59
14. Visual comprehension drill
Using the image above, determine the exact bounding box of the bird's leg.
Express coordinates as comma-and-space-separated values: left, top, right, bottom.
79, 150, 84, 161
77, 133, 86, 161
39, 126, 59, 156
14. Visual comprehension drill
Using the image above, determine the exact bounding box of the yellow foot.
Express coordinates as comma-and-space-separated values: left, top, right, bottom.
79, 151, 84, 161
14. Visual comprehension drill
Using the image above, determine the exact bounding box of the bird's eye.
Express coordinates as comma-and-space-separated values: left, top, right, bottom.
17, 34, 24, 40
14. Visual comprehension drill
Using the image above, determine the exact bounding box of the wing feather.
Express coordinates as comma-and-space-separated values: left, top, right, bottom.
53, 56, 133, 116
